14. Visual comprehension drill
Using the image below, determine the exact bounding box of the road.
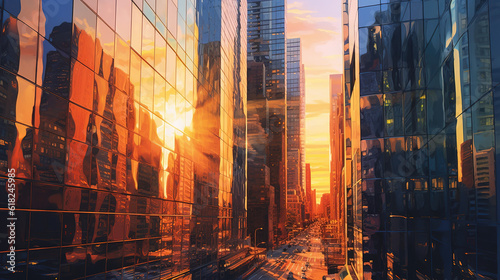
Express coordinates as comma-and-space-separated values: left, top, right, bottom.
246, 226, 327, 280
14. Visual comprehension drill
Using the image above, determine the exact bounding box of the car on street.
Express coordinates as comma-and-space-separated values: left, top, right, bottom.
287, 272, 294, 279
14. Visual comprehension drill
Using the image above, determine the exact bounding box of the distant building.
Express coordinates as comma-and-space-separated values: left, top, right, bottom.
287, 38, 306, 226
305, 163, 313, 220
248, 0, 288, 240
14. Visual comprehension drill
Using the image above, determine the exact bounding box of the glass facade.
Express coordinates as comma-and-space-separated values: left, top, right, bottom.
329, 74, 345, 262
286, 38, 305, 226
0, 0, 247, 279
343, 0, 500, 279
247, 0, 287, 240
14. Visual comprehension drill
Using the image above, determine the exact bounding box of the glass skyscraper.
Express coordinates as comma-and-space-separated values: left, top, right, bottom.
247, 0, 288, 240
286, 38, 305, 227
0, 0, 248, 279
343, 0, 500, 279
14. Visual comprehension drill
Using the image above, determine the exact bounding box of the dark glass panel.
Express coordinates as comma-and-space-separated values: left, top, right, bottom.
41, 0, 72, 54
382, 24, 401, 70
361, 139, 384, 179
31, 182, 62, 210
33, 128, 66, 183
360, 94, 383, 139
1, 10, 39, 83
384, 137, 405, 178
60, 246, 86, 280
360, 71, 382, 95
62, 213, 88, 245
0, 210, 29, 251
0, 119, 33, 179
384, 93, 403, 137
106, 242, 123, 271
30, 211, 62, 247
86, 244, 106, 276
359, 26, 381, 73
122, 241, 136, 266
27, 248, 60, 280
359, 5, 380, 27
39, 36, 71, 98
35, 89, 68, 137
469, 4, 492, 104
0, 178, 30, 209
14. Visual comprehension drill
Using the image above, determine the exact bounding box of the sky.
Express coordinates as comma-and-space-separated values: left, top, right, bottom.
286, 0, 343, 203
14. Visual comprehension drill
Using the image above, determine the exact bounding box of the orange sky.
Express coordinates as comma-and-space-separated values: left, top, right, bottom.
287, 1, 343, 203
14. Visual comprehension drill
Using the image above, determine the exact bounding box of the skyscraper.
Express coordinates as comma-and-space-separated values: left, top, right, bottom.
305, 163, 313, 220
329, 74, 345, 260
286, 38, 305, 227
342, 0, 500, 278
0, 0, 248, 279
248, 0, 288, 240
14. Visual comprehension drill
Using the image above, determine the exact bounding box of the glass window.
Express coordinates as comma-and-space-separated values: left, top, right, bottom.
359, 0, 379, 7
141, 60, 154, 110
95, 18, 115, 80
86, 244, 106, 275
359, 5, 380, 27
176, 57, 185, 95
142, 16, 155, 66
361, 139, 384, 178
41, 0, 72, 53
469, 6, 492, 104
114, 36, 131, 93
116, 0, 132, 43
167, 0, 177, 37
384, 93, 403, 137
359, 26, 381, 72
154, 73, 166, 118
382, 24, 401, 70
360, 94, 384, 139
166, 46, 177, 86
130, 50, 142, 102
61, 246, 86, 279
28, 248, 60, 279
131, 3, 143, 53
107, 242, 124, 270
360, 72, 382, 95
73, 0, 96, 70
155, 31, 167, 78
30, 212, 62, 247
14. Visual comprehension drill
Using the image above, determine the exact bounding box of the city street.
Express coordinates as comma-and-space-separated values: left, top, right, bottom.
247, 227, 328, 279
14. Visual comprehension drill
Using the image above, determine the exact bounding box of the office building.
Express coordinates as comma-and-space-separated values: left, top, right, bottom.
247, 0, 288, 240
329, 74, 345, 259
286, 38, 305, 227
342, 0, 500, 278
305, 163, 312, 221
0, 0, 248, 279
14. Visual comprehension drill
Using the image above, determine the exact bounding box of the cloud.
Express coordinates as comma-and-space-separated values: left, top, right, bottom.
287, 0, 343, 198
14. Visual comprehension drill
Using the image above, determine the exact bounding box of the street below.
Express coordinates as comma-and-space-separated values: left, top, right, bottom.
247, 226, 328, 279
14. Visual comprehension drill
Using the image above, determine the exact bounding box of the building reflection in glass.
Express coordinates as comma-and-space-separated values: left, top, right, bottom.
0, 0, 247, 279
342, 0, 500, 279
